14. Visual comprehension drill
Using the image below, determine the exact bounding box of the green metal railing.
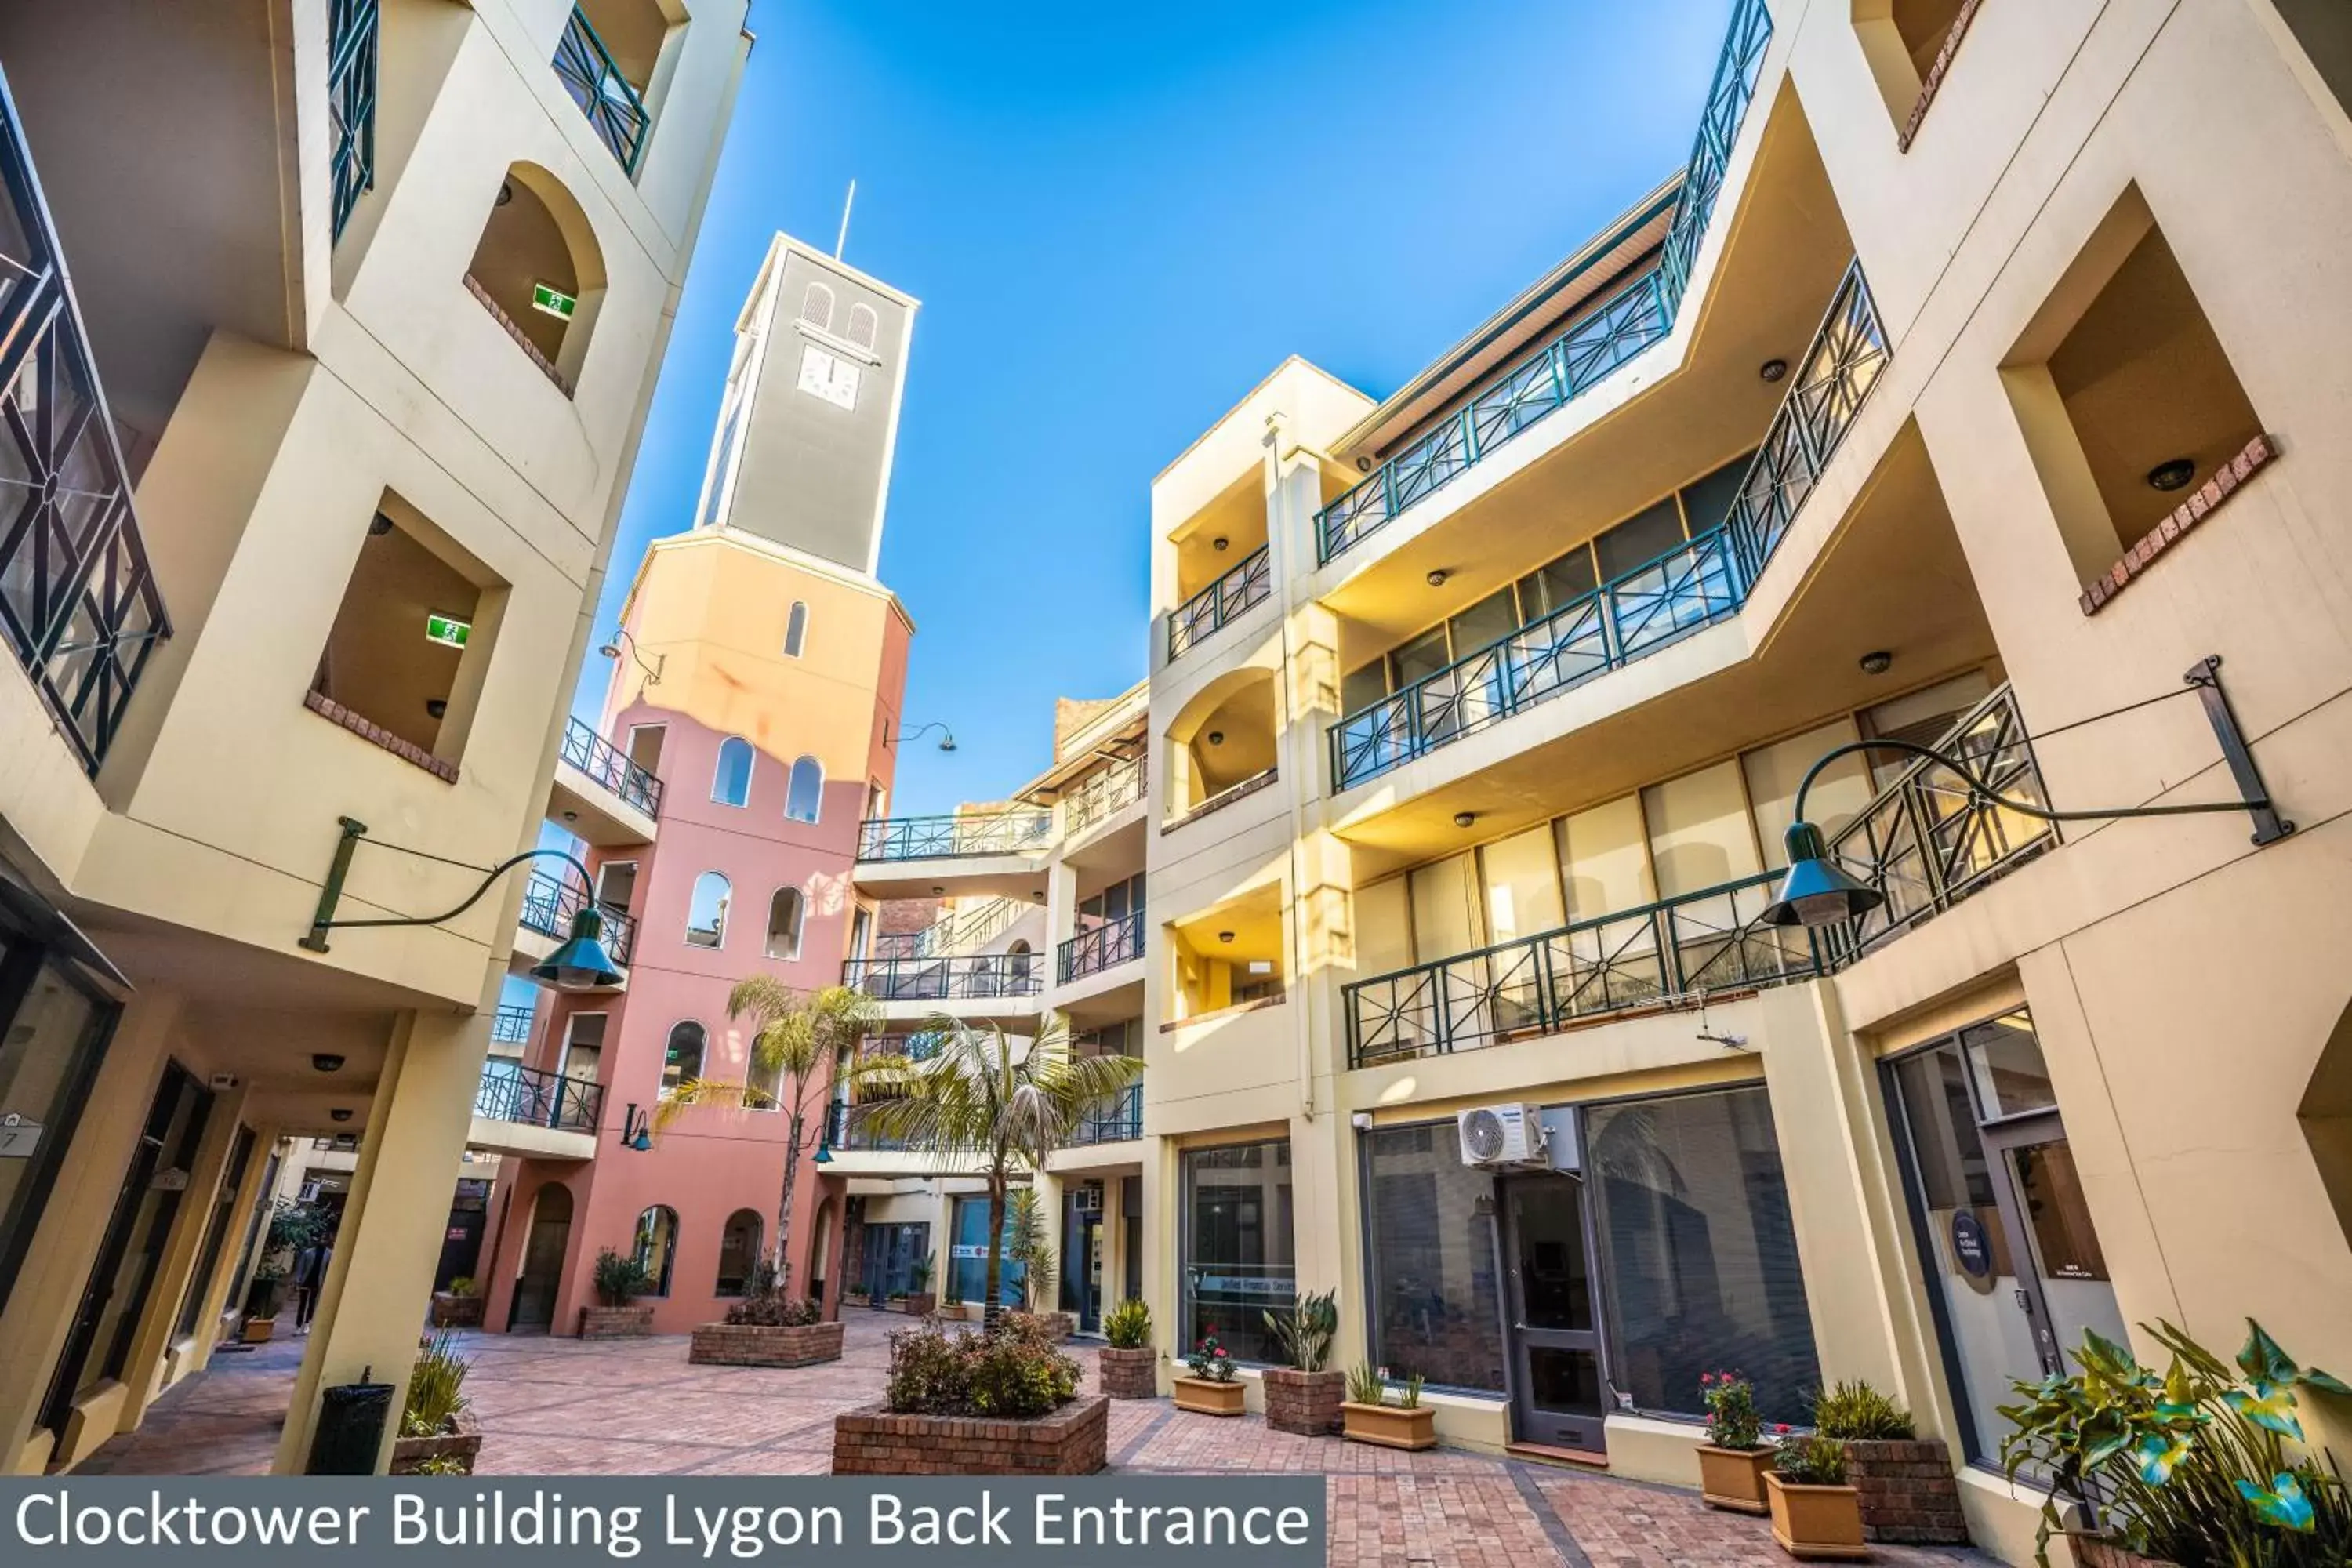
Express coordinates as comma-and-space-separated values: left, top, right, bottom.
491, 1004, 535, 1044
552, 5, 651, 174
1314, 0, 1773, 565
328, 0, 379, 240
1168, 544, 1272, 661
857, 809, 1054, 861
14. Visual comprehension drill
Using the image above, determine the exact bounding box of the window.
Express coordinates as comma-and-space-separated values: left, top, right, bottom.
1179, 1140, 1294, 1364
845, 302, 879, 352
175, 1126, 257, 1339
716, 1210, 762, 1296
633, 1205, 678, 1297
0, 953, 115, 1322
783, 601, 808, 658
799, 281, 834, 332
1641, 761, 1762, 900
697, 403, 742, 531
463, 164, 605, 394
766, 887, 806, 960
685, 873, 730, 949
310, 495, 503, 770
786, 757, 823, 823
1584, 1086, 1820, 1424
1362, 1124, 1507, 1392
595, 860, 637, 915
626, 724, 666, 776
712, 737, 753, 805
660, 1022, 706, 1098
949, 1196, 1025, 1307
560, 1014, 607, 1082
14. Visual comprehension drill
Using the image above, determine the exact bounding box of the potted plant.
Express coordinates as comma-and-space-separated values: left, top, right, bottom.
1810, 1380, 1966, 1544
903, 1254, 937, 1319
1341, 1360, 1436, 1450
1999, 1320, 2352, 1568
390, 1332, 481, 1475
429, 1276, 485, 1329
1098, 1298, 1156, 1399
580, 1247, 655, 1338
1767, 1435, 1869, 1559
691, 1261, 843, 1367
1172, 1327, 1244, 1416
1261, 1288, 1342, 1436
242, 1263, 288, 1342
833, 1314, 1108, 1475
1006, 1189, 1076, 1339
1697, 1369, 1778, 1515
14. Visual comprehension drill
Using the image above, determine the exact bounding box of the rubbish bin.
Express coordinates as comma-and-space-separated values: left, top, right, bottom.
307, 1367, 397, 1475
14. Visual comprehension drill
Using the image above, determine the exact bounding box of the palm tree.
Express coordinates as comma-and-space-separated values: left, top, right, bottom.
655, 978, 879, 1293
851, 1010, 1142, 1320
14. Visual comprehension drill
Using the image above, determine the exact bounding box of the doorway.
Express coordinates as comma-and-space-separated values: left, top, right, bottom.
1500, 1171, 1606, 1452
1060, 1185, 1105, 1333
508, 1182, 574, 1331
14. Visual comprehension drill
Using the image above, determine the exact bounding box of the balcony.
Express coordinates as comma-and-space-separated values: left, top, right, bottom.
550, 714, 662, 844
327, 0, 378, 241
1313, 0, 1773, 567
1069, 1083, 1142, 1147
1164, 765, 1276, 832
490, 1004, 535, 1045
469, 1058, 601, 1160
551, 5, 650, 175
853, 809, 1057, 899
1330, 261, 1887, 794
1058, 912, 1142, 985
1167, 544, 1271, 662
1065, 756, 1144, 837
515, 869, 633, 985
824, 1100, 913, 1154
843, 953, 1043, 1011
0, 72, 172, 775
875, 897, 1022, 960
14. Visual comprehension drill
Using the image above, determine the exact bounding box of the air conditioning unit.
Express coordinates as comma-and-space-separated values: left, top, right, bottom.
1072, 1185, 1103, 1214
1457, 1104, 1548, 1168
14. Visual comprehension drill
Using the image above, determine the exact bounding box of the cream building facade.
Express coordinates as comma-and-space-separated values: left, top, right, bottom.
854, 0, 2352, 1559
0, 0, 746, 1474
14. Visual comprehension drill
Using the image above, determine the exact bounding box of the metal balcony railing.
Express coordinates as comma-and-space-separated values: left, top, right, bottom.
1329, 260, 1886, 793
552, 5, 651, 174
475, 1058, 602, 1134
1167, 545, 1272, 661
327, 0, 379, 240
825, 1100, 910, 1153
844, 953, 1043, 1003
517, 869, 635, 967
875, 896, 1023, 960
1058, 912, 1143, 985
559, 714, 664, 818
1071, 1082, 1143, 1145
1314, 0, 1773, 565
0, 73, 172, 775
857, 809, 1054, 862
1346, 873, 1813, 1068
1816, 685, 2055, 964
490, 1004, 535, 1044
1065, 756, 1144, 835
1166, 766, 1276, 831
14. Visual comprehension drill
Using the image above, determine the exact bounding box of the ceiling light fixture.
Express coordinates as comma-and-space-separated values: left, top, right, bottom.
1217, 931, 1235, 944
1759, 358, 1788, 383
1207, 731, 1225, 746
311, 1054, 345, 1073
1426, 569, 1448, 588
330, 1108, 354, 1123
1212, 536, 1229, 552
2147, 457, 2197, 492
1453, 811, 1476, 829
1858, 650, 1893, 677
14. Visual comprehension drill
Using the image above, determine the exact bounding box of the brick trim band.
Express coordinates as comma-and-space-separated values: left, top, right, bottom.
303, 690, 459, 782
2079, 433, 2278, 615
1897, 0, 1986, 153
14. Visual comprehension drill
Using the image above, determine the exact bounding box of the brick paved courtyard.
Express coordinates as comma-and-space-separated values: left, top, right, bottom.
85, 1315, 1986, 1567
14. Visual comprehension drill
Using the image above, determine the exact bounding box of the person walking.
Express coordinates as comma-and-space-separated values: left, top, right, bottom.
292, 1240, 330, 1332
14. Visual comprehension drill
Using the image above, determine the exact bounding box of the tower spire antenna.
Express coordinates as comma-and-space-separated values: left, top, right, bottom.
835, 179, 856, 260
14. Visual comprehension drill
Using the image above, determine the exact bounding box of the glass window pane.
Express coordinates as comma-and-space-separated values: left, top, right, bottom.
1482, 826, 1565, 943
1363, 1124, 1506, 1392
1557, 795, 1657, 921
1390, 624, 1453, 688
1447, 588, 1518, 656
1679, 448, 1757, 535
1860, 671, 1993, 789
0, 956, 108, 1316
1181, 1140, 1294, 1365
1585, 1086, 1820, 1424
949, 1196, 1025, 1307
1742, 719, 1874, 869
1341, 660, 1388, 714
1353, 877, 1413, 978
1408, 852, 1481, 962
1642, 762, 1763, 899
1594, 496, 1686, 581
1964, 1013, 2056, 1119
1522, 550, 1600, 621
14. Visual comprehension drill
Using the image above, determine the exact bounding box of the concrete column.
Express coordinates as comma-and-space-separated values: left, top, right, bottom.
1287, 1109, 1356, 1367
117, 1082, 255, 1427
1140, 1138, 1174, 1390
1029, 1169, 1063, 1313
187, 1122, 284, 1377
274, 1007, 493, 1474
1041, 859, 1080, 987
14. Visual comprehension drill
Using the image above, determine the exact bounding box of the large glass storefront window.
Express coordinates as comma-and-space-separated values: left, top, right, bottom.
1362, 1124, 1505, 1392
0, 951, 117, 1317
948, 1196, 1025, 1307
1585, 1086, 1820, 1424
1181, 1139, 1294, 1364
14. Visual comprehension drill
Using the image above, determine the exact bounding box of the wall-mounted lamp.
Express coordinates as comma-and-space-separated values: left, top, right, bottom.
619, 1102, 653, 1152
597, 626, 664, 686
887, 720, 956, 753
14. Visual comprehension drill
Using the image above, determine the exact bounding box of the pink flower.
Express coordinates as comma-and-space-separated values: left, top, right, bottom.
1701, 1372, 1715, 1385
1214, 1348, 1229, 1358
1775, 1423, 1791, 1434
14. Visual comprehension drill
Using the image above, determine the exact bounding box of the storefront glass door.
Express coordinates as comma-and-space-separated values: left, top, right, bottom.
1501, 1171, 1606, 1451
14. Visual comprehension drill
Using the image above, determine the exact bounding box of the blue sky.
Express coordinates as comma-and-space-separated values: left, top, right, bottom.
581, 0, 1737, 815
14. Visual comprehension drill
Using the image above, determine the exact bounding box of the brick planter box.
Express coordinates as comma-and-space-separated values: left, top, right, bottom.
1262, 1367, 1344, 1436
1098, 1346, 1157, 1399
429, 1293, 485, 1329
2071, 1538, 2176, 1568
688, 1320, 844, 1368
1844, 1436, 1970, 1544
391, 1410, 481, 1475
833, 1395, 1108, 1476
579, 1304, 654, 1340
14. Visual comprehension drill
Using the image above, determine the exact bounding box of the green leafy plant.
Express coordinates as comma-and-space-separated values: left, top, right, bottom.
1396, 1371, 1425, 1410
1999, 1320, 2351, 1568
1701, 1369, 1766, 1451
1104, 1298, 1152, 1351
1185, 1330, 1236, 1383
1004, 1188, 1055, 1312
1347, 1359, 1385, 1406
1774, 1435, 1851, 1486
1264, 1288, 1338, 1373
443, 1276, 477, 1299
412, 1455, 469, 1476
266, 1198, 336, 1257
908, 1254, 935, 1294
592, 1246, 652, 1307
724, 1293, 822, 1327
401, 1331, 471, 1439
1810, 1379, 1915, 1441
884, 1316, 1080, 1420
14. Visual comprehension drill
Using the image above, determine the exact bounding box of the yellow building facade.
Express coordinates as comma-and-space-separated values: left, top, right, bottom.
0, 0, 745, 1475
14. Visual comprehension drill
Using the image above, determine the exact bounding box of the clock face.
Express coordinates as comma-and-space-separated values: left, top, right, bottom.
797, 344, 861, 411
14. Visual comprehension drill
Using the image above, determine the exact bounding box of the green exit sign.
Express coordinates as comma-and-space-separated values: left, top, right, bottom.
425, 612, 470, 649
531, 281, 578, 320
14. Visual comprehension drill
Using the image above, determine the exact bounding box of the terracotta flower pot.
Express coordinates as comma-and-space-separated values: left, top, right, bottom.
1697, 1443, 1777, 1515
1341, 1400, 1436, 1450
1171, 1375, 1246, 1417
241, 1317, 278, 1344
1766, 1472, 1871, 1560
